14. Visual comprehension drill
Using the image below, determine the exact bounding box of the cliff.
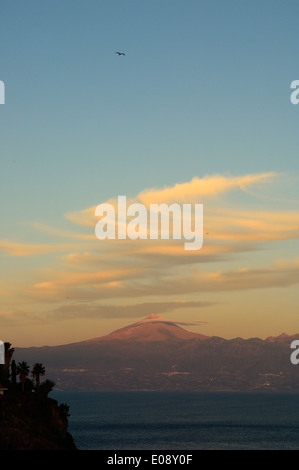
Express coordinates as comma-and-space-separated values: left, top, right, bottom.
0, 391, 77, 450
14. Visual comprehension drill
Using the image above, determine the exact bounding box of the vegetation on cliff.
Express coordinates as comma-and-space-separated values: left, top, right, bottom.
0, 342, 76, 450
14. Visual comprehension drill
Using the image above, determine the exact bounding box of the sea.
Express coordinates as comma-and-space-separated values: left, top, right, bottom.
50, 391, 299, 450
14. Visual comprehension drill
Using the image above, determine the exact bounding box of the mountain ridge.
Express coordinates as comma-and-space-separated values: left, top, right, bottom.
18, 315, 298, 349
12, 315, 299, 392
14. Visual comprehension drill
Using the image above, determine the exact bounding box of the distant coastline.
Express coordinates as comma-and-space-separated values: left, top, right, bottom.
12, 316, 299, 393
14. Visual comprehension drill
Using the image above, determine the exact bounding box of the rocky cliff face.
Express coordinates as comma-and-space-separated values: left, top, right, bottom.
0, 392, 76, 450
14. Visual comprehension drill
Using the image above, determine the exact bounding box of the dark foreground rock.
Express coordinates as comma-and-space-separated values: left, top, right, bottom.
0, 392, 77, 450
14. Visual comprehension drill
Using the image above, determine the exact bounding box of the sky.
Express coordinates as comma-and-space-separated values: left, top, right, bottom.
1, 0, 299, 346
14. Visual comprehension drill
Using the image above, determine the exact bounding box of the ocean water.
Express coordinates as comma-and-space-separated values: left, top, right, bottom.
51, 391, 299, 450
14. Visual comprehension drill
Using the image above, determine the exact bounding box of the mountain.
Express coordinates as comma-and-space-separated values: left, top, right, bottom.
266, 332, 293, 343
12, 315, 299, 392
94, 314, 209, 342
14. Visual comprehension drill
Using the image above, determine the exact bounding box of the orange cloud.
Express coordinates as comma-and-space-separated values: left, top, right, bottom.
138, 173, 276, 206
31, 222, 95, 241
61, 172, 299, 247
0, 240, 85, 257
64, 173, 277, 228
3, 172, 299, 325
32, 267, 139, 291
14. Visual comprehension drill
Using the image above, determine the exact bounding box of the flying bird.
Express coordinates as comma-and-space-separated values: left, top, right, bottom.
115, 51, 125, 56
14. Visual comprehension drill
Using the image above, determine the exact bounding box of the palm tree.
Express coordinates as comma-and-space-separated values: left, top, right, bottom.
16, 361, 30, 391
31, 363, 46, 391
39, 379, 55, 396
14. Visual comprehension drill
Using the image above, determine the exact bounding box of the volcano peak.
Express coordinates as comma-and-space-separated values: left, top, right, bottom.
100, 314, 209, 342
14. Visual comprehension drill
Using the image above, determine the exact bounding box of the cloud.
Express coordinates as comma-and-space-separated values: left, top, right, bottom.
0, 300, 213, 326
48, 300, 213, 322
0, 240, 85, 257
31, 266, 140, 294
138, 173, 277, 205
3, 173, 298, 263
62, 172, 299, 248
204, 208, 299, 242
3, 172, 299, 331
31, 222, 95, 241
20, 253, 299, 308
7, 253, 299, 328
64, 173, 277, 227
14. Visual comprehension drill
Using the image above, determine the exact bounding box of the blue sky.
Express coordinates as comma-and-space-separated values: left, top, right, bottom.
1, 1, 299, 345
1, 1, 299, 211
